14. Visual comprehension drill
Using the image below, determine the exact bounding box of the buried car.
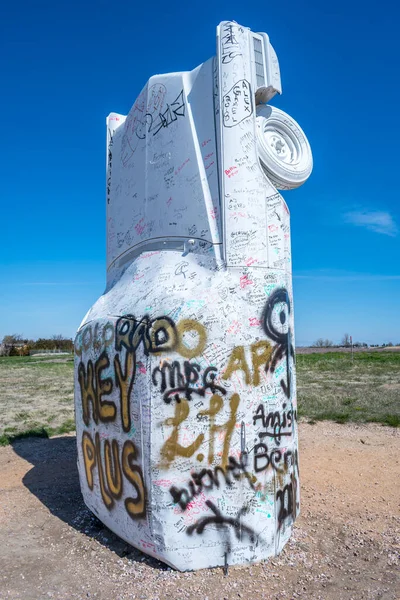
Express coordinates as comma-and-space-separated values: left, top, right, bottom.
74, 20, 312, 571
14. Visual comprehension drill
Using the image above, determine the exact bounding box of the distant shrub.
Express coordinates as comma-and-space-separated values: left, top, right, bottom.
313, 338, 334, 348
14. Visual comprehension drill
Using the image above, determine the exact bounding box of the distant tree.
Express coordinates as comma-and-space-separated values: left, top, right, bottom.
0, 344, 9, 356
0, 334, 74, 356
387, 342, 394, 347
2, 334, 23, 346
33, 338, 48, 350
0, 334, 24, 356
313, 338, 334, 348
52, 334, 64, 350
341, 333, 351, 347
32, 336, 73, 353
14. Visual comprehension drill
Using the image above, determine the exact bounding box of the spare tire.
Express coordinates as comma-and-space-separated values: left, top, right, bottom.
256, 105, 313, 190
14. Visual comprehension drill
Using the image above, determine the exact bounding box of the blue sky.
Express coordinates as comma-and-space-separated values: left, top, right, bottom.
1, 0, 399, 345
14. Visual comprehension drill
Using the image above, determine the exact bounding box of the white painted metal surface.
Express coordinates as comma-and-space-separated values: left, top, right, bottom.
75, 20, 312, 571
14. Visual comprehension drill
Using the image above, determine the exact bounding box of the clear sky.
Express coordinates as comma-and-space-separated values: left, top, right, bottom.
1, 0, 399, 346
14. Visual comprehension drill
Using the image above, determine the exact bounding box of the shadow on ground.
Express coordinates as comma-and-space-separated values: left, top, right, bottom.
11, 435, 167, 570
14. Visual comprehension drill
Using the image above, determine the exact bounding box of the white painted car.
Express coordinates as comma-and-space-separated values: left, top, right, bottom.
75, 20, 312, 571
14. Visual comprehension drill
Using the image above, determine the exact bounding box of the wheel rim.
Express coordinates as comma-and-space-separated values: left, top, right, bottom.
262, 120, 301, 166
258, 117, 304, 170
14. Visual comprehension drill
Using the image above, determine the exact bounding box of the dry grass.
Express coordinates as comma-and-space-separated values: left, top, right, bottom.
297, 351, 400, 426
0, 355, 74, 444
0, 350, 399, 445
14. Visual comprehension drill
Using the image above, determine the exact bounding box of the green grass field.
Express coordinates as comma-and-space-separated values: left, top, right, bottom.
0, 355, 75, 445
296, 351, 400, 426
0, 351, 399, 445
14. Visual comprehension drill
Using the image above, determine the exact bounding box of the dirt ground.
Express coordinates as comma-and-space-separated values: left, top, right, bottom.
0, 422, 399, 600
